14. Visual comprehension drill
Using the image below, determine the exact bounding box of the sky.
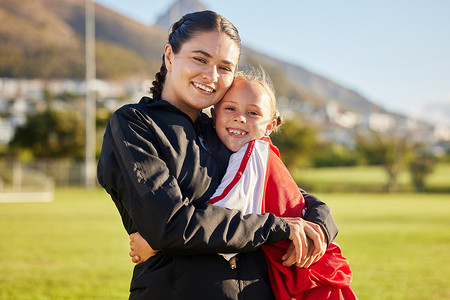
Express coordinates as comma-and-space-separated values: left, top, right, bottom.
94, 0, 450, 117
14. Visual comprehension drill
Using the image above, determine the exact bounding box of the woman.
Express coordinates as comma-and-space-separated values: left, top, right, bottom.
98, 10, 338, 299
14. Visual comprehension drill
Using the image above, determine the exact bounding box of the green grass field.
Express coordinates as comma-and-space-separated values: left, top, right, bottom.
324, 193, 450, 299
1, 188, 449, 299
294, 163, 450, 193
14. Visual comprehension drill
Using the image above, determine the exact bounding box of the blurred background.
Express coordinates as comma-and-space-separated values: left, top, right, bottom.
0, 0, 449, 299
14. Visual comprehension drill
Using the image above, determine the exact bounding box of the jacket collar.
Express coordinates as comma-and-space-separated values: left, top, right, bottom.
139, 96, 208, 127
139, 96, 177, 111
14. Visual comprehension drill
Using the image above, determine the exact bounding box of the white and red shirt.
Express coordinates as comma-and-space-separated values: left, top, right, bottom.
208, 137, 357, 300
208, 137, 306, 217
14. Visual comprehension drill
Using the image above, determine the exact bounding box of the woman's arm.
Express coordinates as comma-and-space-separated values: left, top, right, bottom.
301, 189, 338, 245
98, 106, 290, 255
290, 189, 338, 267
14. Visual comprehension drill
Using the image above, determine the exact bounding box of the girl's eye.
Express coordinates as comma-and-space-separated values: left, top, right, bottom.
225, 107, 235, 111
248, 111, 259, 116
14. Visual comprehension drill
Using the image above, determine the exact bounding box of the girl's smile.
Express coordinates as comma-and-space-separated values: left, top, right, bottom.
213, 77, 276, 152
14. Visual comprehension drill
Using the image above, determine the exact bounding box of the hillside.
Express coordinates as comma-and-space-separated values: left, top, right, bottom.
0, 0, 383, 113
154, 0, 207, 30
0, 0, 166, 79
241, 49, 386, 114
0, 0, 415, 126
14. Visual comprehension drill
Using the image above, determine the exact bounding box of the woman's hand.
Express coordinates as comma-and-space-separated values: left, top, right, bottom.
285, 220, 327, 268
281, 217, 326, 267
281, 217, 309, 266
129, 232, 159, 264
297, 220, 327, 268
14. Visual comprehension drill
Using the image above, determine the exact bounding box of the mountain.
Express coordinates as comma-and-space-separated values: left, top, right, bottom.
153, 0, 386, 115
0, 0, 167, 79
154, 0, 207, 30
240, 48, 386, 115
0, 0, 386, 113
413, 100, 450, 126
0, 0, 435, 138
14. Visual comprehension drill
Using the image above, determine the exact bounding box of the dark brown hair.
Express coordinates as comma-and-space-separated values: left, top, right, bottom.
150, 10, 241, 99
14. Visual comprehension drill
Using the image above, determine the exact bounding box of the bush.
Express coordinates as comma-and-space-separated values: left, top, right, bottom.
409, 153, 435, 192
9, 109, 85, 159
312, 143, 359, 167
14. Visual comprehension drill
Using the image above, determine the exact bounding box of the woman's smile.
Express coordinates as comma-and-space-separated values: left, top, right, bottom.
193, 82, 215, 94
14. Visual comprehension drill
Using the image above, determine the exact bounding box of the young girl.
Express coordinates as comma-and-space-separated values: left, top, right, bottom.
131, 69, 357, 299
209, 70, 357, 299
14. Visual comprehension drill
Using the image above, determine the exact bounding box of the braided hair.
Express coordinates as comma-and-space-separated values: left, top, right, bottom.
150, 10, 241, 99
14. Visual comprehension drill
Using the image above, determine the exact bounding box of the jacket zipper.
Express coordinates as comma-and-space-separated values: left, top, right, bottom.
229, 256, 237, 269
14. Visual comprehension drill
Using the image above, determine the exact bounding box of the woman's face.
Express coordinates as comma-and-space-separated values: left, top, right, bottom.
212, 78, 276, 152
162, 31, 240, 120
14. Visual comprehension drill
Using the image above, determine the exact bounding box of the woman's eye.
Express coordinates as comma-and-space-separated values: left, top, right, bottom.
219, 66, 232, 72
194, 57, 206, 63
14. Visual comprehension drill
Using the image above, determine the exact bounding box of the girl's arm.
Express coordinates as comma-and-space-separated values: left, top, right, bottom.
129, 232, 158, 264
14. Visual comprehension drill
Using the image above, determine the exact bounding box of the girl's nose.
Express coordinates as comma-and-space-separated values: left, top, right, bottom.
234, 114, 246, 123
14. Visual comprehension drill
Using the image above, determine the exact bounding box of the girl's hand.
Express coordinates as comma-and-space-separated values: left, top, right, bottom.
129, 232, 159, 264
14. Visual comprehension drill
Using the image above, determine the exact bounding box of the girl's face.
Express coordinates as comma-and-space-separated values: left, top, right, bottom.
212, 78, 276, 152
162, 31, 240, 121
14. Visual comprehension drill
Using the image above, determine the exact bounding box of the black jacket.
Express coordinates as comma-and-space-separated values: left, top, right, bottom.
98, 97, 338, 299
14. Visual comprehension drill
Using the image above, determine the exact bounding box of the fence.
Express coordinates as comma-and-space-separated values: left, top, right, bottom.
0, 159, 87, 203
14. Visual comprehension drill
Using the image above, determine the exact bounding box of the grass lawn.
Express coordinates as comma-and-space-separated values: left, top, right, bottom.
295, 163, 450, 193
0, 188, 131, 300
323, 193, 450, 300
1, 188, 449, 299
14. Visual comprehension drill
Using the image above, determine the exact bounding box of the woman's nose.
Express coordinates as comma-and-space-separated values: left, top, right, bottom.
202, 65, 219, 83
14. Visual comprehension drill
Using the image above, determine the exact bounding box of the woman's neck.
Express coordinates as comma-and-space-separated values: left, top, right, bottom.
160, 94, 200, 122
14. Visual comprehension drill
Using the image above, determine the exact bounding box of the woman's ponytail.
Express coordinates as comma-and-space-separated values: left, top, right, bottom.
150, 55, 167, 99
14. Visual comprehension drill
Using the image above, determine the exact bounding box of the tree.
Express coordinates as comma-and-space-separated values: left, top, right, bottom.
271, 119, 318, 170
409, 148, 435, 192
9, 109, 85, 159
312, 143, 359, 167
356, 131, 409, 192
